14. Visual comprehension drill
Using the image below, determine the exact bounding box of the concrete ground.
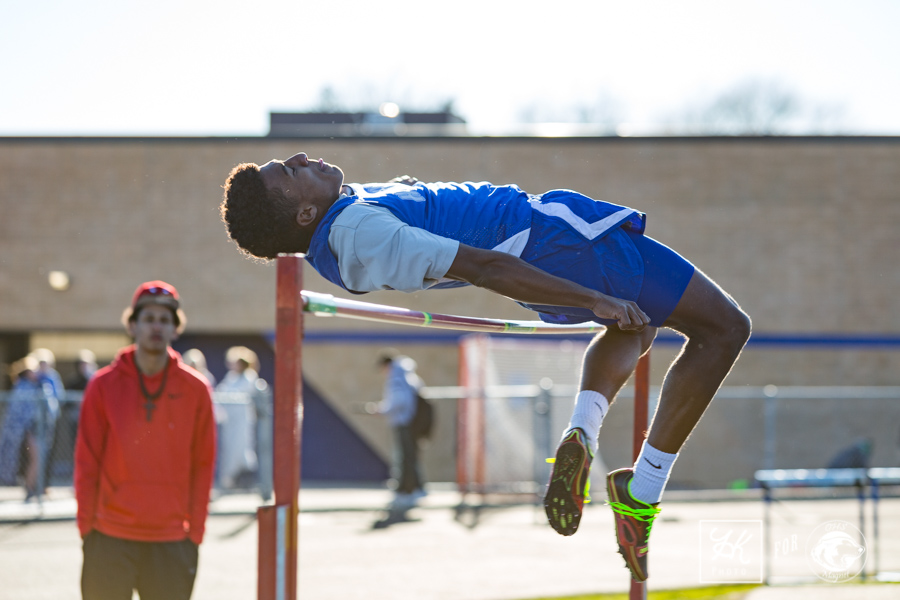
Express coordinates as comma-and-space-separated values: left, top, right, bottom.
1, 485, 898, 600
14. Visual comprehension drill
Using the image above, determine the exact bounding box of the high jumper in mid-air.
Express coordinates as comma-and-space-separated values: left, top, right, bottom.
220, 152, 751, 581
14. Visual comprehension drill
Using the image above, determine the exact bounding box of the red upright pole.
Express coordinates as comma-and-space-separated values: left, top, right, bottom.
456, 341, 469, 495
629, 353, 650, 600
259, 255, 304, 600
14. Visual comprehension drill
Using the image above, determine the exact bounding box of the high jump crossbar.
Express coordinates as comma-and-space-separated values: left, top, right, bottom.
261, 255, 649, 600
301, 290, 607, 334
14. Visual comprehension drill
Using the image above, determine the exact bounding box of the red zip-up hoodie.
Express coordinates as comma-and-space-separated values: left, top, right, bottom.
74, 346, 216, 544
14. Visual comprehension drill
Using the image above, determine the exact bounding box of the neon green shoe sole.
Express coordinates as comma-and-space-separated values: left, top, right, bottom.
543, 428, 593, 536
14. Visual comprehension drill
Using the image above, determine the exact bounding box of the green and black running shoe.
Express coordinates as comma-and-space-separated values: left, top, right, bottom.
607, 468, 661, 582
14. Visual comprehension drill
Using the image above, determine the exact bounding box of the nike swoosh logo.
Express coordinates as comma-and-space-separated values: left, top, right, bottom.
644, 457, 662, 469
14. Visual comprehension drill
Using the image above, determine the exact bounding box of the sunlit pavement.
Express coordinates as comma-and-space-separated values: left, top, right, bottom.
1, 485, 898, 600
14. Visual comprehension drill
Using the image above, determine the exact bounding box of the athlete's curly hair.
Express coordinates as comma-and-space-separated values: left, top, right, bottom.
220, 163, 306, 260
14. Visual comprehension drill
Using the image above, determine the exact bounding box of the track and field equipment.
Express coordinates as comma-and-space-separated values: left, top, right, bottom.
263, 256, 651, 600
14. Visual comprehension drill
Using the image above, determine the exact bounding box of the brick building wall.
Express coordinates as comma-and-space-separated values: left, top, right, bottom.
2, 136, 898, 486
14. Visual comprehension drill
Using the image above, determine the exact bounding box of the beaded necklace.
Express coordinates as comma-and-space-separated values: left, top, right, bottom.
137, 359, 169, 422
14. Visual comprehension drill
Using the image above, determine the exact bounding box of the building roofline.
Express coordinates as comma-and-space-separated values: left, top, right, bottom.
1, 134, 899, 144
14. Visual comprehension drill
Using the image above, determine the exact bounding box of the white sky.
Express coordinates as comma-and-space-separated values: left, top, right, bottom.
2, 0, 899, 136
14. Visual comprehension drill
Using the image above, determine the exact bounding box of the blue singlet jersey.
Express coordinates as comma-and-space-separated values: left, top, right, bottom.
305, 181, 647, 324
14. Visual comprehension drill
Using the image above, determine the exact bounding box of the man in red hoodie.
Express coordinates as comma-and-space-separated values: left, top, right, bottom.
74, 281, 216, 600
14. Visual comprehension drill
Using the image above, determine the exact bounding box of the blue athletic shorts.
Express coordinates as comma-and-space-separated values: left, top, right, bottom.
521, 230, 695, 328
627, 231, 695, 327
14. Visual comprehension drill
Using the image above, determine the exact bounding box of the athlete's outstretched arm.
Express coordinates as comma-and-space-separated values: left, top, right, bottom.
445, 243, 649, 331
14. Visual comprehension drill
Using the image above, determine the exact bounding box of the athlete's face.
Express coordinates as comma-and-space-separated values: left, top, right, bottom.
259, 152, 344, 213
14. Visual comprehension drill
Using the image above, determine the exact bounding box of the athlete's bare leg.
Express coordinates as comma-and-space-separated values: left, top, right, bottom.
646, 268, 751, 452
545, 324, 657, 536
565, 268, 749, 582
578, 268, 750, 450
580, 326, 656, 399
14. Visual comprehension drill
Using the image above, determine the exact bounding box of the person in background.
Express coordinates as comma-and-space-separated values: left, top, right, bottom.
217, 346, 260, 393
0, 356, 54, 499
57, 349, 100, 487
66, 349, 99, 391
215, 346, 262, 488
29, 350, 63, 486
183, 349, 217, 388
29, 348, 65, 400
28, 349, 64, 488
373, 349, 426, 507
74, 281, 216, 600
827, 438, 873, 469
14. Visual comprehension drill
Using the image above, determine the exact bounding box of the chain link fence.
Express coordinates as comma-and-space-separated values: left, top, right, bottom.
3, 385, 899, 501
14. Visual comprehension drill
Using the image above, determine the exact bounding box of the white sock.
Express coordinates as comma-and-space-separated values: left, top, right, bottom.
562, 390, 609, 455
630, 442, 678, 504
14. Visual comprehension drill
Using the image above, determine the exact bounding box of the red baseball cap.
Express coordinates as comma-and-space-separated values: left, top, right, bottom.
131, 280, 180, 311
